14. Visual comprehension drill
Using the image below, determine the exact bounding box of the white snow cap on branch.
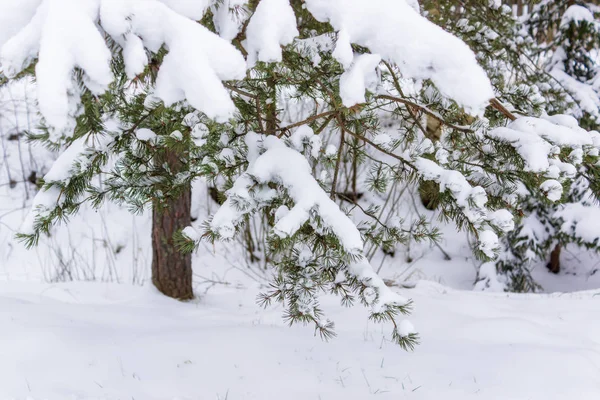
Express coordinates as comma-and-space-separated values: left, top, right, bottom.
489, 115, 599, 173
212, 0, 248, 41
414, 156, 504, 256
415, 157, 488, 225
245, 0, 298, 66
560, 4, 594, 26
478, 230, 500, 258
540, 179, 563, 202
1, 0, 497, 134
2, 0, 113, 133
555, 203, 600, 245
340, 53, 381, 107
212, 133, 364, 252
303, 0, 495, 114
549, 5, 600, 122
98, 0, 246, 120
0, 0, 41, 49
0, 0, 246, 136
156, 0, 210, 19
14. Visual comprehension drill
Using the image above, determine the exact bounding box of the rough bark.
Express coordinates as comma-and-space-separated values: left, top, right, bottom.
151, 148, 193, 300
547, 244, 561, 274
419, 115, 443, 210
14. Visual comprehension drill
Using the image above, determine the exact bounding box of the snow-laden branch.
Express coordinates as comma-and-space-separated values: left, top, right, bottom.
304, 0, 495, 114
210, 132, 411, 313
2, 0, 113, 133
413, 157, 505, 257
21, 131, 115, 236
0, 0, 246, 137
489, 114, 600, 172
0, 0, 504, 143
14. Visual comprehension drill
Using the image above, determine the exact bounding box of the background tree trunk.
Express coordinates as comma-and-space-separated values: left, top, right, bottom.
548, 244, 561, 274
419, 115, 443, 210
151, 148, 193, 300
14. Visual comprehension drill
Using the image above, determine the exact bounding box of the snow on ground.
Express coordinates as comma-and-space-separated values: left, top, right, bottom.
0, 279, 598, 400
3, 173, 599, 399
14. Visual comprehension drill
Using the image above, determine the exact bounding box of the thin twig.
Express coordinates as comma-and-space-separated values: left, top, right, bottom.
377, 94, 473, 132
331, 116, 346, 200
223, 83, 257, 99
490, 98, 517, 121
382, 61, 430, 137
275, 110, 337, 134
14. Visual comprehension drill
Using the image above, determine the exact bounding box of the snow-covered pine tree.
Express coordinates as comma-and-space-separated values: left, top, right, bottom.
489, 0, 600, 290
421, 0, 600, 291
2, 0, 598, 346
528, 0, 600, 128
512, 0, 600, 280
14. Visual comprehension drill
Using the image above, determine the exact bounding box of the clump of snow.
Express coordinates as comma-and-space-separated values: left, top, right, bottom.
304, 0, 495, 114
551, 67, 600, 122
0, 0, 41, 49
293, 33, 335, 66
540, 179, 563, 202
398, 319, 416, 337
560, 5, 594, 27
569, 148, 584, 165
157, 0, 210, 20
348, 258, 410, 313
554, 203, 600, 245
489, 209, 514, 233
245, 0, 298, 67
214, 134, 363, 252
181, 226, 200, 242
489, 116, 595, 173
474, 262, 506, 291
290, 125, 322, 159
212, 0, 248, 41
217, 148, 236, 167
325, 144, 337, 157
435, 148, 449, 164
478, 230, 499, 258
274, 205, 290, 223
136, 128, 157, 142
211, 133, 410, 313
339, 53, 381, 107
414, 157, 490, 228
170, 130, 183, 141
2, 0, 113, 136
129, 2, 247, 121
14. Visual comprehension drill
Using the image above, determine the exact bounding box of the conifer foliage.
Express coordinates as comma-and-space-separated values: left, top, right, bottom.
2, 0, 599, 347
421, 0, 600, 291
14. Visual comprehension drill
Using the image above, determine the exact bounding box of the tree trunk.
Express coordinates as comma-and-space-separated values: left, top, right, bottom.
151, 148, 193, 300
419, 115, 443, 210
547, 244, 561, 274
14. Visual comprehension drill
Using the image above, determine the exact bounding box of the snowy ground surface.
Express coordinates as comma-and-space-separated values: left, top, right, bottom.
0, 279, 599, 400
2, 177, 600, 399
2, 179, 600, 399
